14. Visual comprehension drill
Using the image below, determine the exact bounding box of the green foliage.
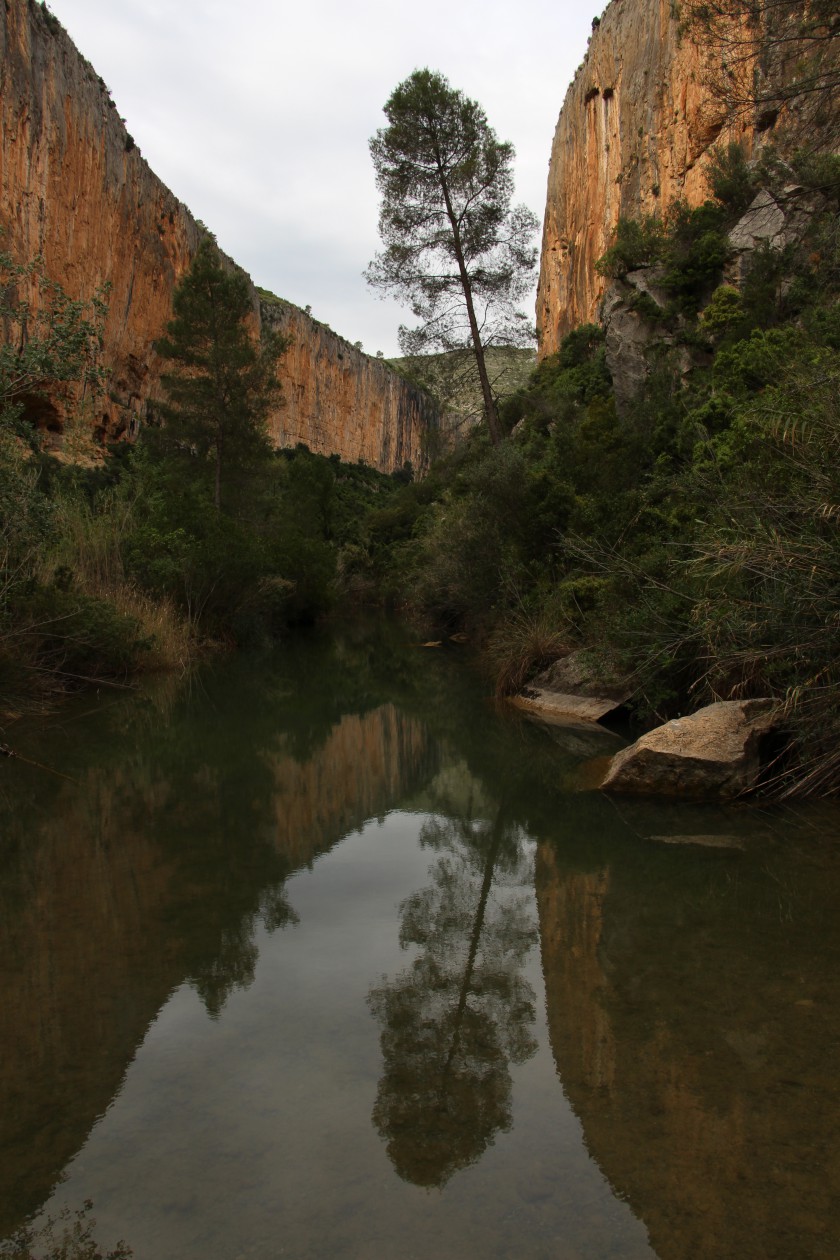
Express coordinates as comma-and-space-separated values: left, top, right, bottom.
596, 197, 731, 323
366, 326, 641, 626
706, 142, 757, 215
658, 199, 730, 308
500, 325, 611, 433
131, 248, 352, 635
790, 151, 840, 204
699, 284, 744, 338
16, 581, 151, 678
0, 249, 166, 697
0, 245, 108, 449
595, 216, 664, 278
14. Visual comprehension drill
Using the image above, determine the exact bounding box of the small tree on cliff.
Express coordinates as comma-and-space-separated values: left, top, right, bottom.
155, 240, 287, 513
365, 69, 538, 447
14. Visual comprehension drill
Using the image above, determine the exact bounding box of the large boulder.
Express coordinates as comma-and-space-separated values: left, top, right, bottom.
532, 650, 631, 706
601, 699, 779, 800
726, 185, 820, 287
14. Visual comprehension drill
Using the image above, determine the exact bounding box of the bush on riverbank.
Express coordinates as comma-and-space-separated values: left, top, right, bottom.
0, 427, 409, 716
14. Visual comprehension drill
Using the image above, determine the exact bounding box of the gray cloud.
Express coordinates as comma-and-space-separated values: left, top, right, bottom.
48, 0, 593, 354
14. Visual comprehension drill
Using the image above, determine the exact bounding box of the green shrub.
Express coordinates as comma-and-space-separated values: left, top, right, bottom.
659, 200, 730, 308
595, 216, 665, 278
706, 142, 757, 215
12, 583, 151, 679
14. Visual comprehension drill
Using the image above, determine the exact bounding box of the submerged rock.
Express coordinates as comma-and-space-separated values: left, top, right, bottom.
601, 699, 779, 800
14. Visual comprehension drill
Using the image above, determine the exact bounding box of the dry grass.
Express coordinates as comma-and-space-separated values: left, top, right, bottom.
486, 607, 570, 697
40, 489, 196, 674
104, 584, 195, 673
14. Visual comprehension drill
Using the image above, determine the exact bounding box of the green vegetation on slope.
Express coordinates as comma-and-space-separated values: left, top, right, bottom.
358, 146, 840, 796
388, 346, 536, 448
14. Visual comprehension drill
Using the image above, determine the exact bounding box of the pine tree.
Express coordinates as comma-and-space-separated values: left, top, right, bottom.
366, 70, 538, 447
155, 240, 287, 512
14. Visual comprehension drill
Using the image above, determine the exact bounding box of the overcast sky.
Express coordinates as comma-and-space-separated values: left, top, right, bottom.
45, 0, 594, 357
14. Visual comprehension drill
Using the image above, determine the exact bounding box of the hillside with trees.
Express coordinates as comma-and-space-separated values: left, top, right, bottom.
358, 143, 840, 797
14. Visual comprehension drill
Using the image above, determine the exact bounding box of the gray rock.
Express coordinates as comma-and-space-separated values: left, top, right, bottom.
601, 281, 658, 410
625, 265, 669, 309
533, 649, 631, 705
728, 188, 789, 253
726, 186, 818, 287
601, 699, 779, 800
647, 833, 746, 850
599, 266, 701, 410
546, 722, 626, 759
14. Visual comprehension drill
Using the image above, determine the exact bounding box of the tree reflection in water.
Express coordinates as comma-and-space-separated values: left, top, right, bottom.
191, 887, 299, 1018
368, 806, 538, 1187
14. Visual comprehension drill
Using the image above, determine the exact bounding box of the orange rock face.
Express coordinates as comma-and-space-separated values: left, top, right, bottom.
536, 0, 755, 354
262, 302, 437, 471
0, 0, 434, 472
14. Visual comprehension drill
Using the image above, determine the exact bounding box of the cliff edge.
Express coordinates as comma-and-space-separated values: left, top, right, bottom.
0, 0, 434, 472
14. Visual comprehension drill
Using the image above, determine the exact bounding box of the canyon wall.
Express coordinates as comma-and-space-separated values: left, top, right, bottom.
537, 0, 755, 354
260, 301, 437, 471
0, 0, 434, 471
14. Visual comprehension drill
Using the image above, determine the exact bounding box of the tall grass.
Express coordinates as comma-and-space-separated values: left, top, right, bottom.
38, 487, 195, 675
486, 602, 570, 697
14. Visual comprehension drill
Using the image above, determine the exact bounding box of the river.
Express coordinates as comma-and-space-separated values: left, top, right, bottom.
1, 621, 838, 1259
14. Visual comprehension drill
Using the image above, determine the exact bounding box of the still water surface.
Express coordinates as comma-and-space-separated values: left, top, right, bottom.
1, 622, 838, 1259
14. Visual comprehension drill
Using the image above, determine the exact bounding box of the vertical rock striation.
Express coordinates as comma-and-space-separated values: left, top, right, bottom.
537, 0, 755, 354
0, 0, 435, 471
0, 0, 201, 442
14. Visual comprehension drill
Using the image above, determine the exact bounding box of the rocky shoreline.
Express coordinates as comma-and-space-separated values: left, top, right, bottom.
510, 652, 782, 801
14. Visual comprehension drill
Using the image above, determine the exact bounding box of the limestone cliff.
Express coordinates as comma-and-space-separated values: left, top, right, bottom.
537, 0, 755, 354
0, 0, 434, 471
260, 301, 437, 471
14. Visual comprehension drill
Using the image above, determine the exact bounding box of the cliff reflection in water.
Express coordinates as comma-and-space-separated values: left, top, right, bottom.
536, 823, 840, 1260
369, 803, 538, 1187
0, 650, 438, 1236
